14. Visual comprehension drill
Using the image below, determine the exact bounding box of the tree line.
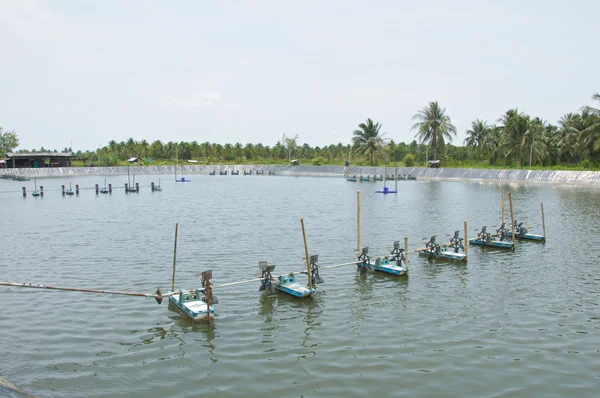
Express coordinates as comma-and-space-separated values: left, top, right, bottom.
3, 93, 599, 169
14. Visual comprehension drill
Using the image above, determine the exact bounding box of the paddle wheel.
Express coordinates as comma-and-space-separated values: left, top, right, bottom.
448, 231, 464, 253
424, 235, 440, 258
259, 261, 276, 294
496, 223, 510, 241
310, 255, 324, 284
388, 241, 406, 267
356, 247, 373, 272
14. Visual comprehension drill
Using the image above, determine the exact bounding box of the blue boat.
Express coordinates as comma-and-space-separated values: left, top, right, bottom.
506, 220, 546, 241
468, 225, 515, 250
259, 261, 317, 298
347, 175, 357, 182
418, 232, 467, 262
356, 245, 407, 276
168, 270, 217, 321
374, 175, 383, 181
359, 175, 370, 182
209, 170, 216, 175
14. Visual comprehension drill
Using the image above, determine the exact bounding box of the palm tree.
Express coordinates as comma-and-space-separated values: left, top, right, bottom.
411, 101, 457, 162
497, 109, 530, 168
579, 93, 600, 169
352, 118, 388, 165
464, 119, 489, 161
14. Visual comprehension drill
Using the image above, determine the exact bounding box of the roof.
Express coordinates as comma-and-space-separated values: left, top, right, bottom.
6, 152, 71, 158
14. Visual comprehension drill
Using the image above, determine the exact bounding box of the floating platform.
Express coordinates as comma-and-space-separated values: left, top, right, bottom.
418, 247, 467, 262
271, 273, 315, 297
169, 290, 214, 321
468, 237, 514, 249
506, 231, 545, 241
356, 246, 407, 276
369, 256, 407, 276
347, 176, 357, 182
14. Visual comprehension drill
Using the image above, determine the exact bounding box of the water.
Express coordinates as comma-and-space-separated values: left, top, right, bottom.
1, 175, 599, 397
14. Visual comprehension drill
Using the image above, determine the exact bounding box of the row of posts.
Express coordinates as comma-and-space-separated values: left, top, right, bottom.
22, 182, 161, 196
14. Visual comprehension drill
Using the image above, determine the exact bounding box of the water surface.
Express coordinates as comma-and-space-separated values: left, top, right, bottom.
1, 175, 599, 397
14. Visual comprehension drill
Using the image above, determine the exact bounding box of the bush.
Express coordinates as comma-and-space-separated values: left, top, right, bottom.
404, 154, 415, 167
582, 159, 590, 169
312, 156, 327, 166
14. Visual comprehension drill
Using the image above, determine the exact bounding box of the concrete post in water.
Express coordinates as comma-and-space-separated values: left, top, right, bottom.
508, 192, 515, 247
108, 184, 112, 193
40, 186, 44, 196
61, 185, 65, 195
125, 183, 128, 193
22, 187, 26, 197
75, 184, 79, 195
357, 190, 361, 252
95, 184, 99, 194
299, 217, 313, 294
151, 182, 155, 191
135, 182, 139, 192
404, 236, 409, 270
541, 203, 546, 238
172, 223, 179, 291
464, 221, 468, 255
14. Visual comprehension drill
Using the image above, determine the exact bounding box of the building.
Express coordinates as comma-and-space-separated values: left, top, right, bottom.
3, 152, 73, 168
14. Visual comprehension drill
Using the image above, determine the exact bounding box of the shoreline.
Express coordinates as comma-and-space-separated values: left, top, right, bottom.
1, 165, 600, 184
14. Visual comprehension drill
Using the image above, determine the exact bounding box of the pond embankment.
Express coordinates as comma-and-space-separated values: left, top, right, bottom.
1, 165, 599, 184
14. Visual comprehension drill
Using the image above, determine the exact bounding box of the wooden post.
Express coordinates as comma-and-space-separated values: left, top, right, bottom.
501, 190, 505, 225
464, 221, 468, 255
508, 192, 515, 246
204, 272, 211, 319
404, 236, 409, 270
357, 190, 361, 251
171, 223, 179, 291
300, 217, 313, 293
541, 203, 546, 238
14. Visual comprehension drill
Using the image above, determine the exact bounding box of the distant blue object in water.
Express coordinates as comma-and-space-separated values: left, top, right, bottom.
376, 186, 397, 194
176, 177, 191, 182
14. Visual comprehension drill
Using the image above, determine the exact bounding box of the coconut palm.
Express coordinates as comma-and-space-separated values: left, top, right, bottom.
411, 101, 457, 161
352, 118, 388, 165
464, 119, 489, 161
579, 93, 600, 169
497, 109, 530, 168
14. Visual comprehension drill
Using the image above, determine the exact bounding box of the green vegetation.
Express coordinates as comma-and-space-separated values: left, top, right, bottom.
0, 126, 20, 156
7, 93, 600, 170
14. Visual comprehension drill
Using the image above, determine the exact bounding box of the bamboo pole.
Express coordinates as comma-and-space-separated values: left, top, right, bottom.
357, 190, 361, 251
0, 281, 163, 301
300, 217, 313, 293
172, 223, 179, 291
501, 190, 505, 225
404, 236, 409, 270
464, 221, 468, 255
541, 203, 546, 238
508, 192, 515, 247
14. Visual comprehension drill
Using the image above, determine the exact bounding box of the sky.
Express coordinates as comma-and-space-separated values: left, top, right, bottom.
1, 0, 599, 153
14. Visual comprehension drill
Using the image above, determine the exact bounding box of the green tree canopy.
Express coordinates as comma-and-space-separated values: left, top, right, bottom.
0, 126, 20, 156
